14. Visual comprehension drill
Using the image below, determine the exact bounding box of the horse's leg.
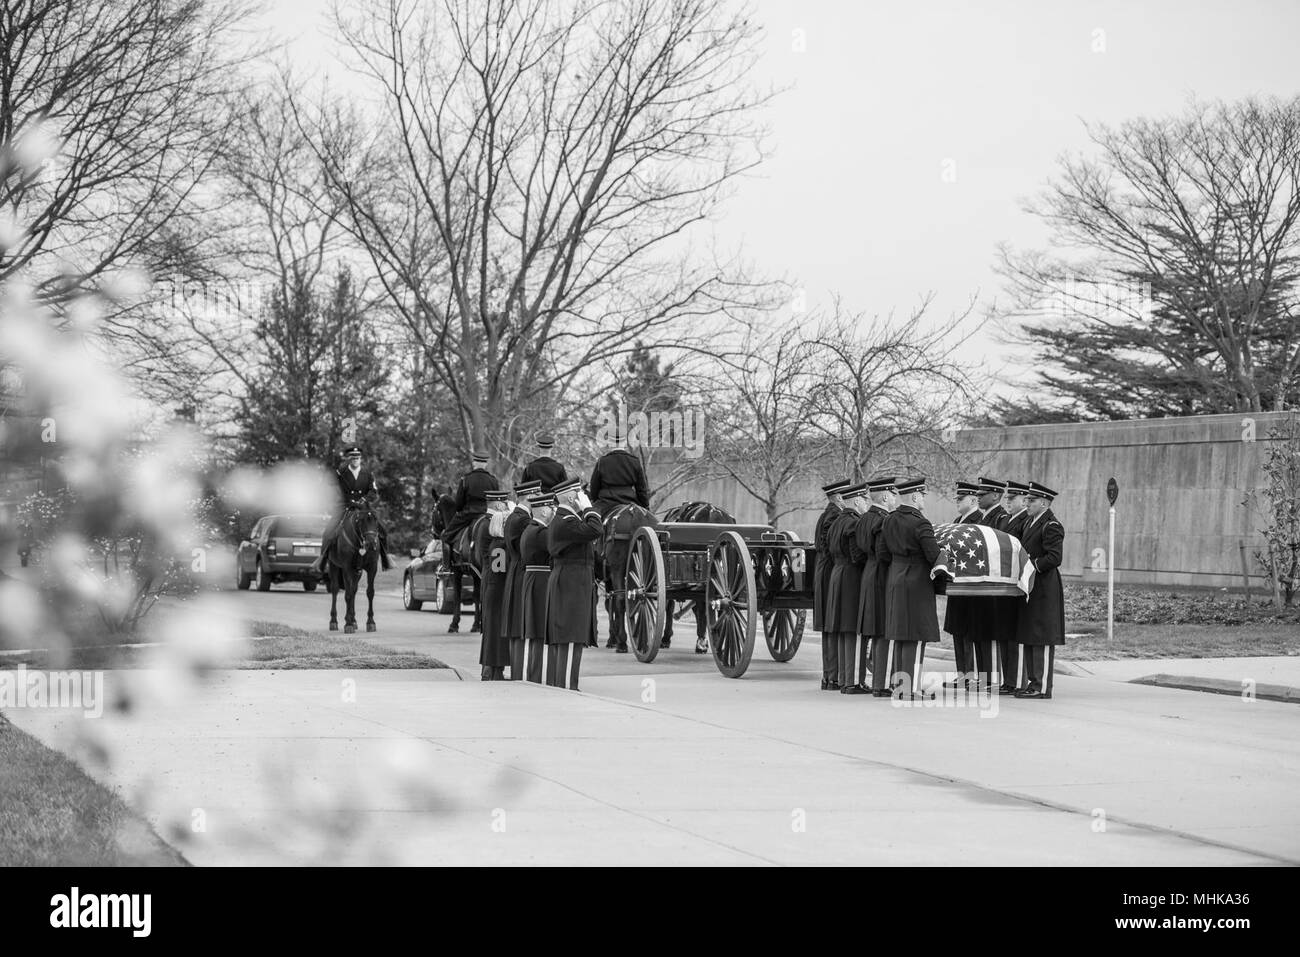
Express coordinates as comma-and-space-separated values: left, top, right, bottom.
328, 565, 339, 631
344, 567, 358, 633
448, 560, 461, 632
366, 560, 377, 632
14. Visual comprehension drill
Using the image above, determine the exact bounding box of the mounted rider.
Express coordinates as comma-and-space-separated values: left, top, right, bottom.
520, 432, 567, 492
443, 449, 501, 547
313, 446, 391, 574
589, 442, 650, 518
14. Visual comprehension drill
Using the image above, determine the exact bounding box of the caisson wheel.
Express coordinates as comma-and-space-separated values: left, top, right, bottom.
624, 526, 666, 663
706, 531, 757, 678
763, 609, 805, 662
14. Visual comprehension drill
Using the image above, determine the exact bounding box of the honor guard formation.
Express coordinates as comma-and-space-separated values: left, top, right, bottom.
816, 475, 1065, 700
429, 428, 1065, 699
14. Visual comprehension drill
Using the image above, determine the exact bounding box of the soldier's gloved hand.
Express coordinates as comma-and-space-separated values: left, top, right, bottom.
575, 491, 592, 510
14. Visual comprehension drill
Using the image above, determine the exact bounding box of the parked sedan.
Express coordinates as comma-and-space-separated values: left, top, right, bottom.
236, 514, 329, 592
402, 536, 474, 613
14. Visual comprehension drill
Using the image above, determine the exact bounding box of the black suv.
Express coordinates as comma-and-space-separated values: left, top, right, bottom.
236, 514, 329, 591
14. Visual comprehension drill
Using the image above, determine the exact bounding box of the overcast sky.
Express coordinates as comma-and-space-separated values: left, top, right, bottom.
263, 0, 1300, 388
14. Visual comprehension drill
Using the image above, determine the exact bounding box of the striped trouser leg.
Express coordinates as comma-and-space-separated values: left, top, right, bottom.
546, 644, 566, 687
1044, 645, 1055, 697
567, 644, 583, 691
509, 638, 524, 680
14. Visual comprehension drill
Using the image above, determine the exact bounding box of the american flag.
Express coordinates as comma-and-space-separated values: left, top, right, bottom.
931, 523, 1036, 597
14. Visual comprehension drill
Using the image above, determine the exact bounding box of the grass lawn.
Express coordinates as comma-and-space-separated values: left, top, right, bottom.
0, 714, 185, 866
1, 620, 448, 670
1058, 621, 1300, 660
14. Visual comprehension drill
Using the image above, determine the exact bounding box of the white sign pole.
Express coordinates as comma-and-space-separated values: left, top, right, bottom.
1107, 505, 1116, 642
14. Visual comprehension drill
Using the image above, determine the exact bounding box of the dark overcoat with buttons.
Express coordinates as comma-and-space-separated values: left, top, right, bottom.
1015, 509, 1066, 647
877, 505, 942, 643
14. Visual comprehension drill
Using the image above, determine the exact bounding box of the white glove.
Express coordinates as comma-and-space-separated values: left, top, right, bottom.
575, 492, 592, 511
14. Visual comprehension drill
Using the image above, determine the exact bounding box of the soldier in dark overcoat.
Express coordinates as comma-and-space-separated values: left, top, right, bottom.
878, 476, 941, 699
545, 478, 603, 691
444, 450, 500, 547
968, 476, 1012, 690
502, 481, 540, 679
518, 492, 556, 684
813, 479, 850, 690
475, 491, 512, 680
826, 482, 871, 694
521, 432, 567, 492
1015, 482, 1066, 699
856, 476, 897, 696
995, 479, 1032, 693
313, 446, 389, 574
942, 481, 983, 689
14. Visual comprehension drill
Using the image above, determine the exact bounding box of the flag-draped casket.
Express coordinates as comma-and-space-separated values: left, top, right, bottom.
930, 523, 1035, 597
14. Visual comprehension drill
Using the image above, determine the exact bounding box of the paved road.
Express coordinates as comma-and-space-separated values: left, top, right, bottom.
9, 568, 1298, 866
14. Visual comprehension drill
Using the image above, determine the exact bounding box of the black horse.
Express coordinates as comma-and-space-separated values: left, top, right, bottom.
443, 511, 485, 634
326, 501, 390, 634
662, 501, 736, 653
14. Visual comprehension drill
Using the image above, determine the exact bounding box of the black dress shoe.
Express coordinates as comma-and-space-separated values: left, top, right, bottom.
997, 684, 1017, 695
605, 637, 617, 649
820, 678, 830, 690
825, 680, 842, 691
616, 644, 628, 654
1015, 690, 1051, 699
942, 677, 970, 690
872, 689, 893, 698
841, 684, 870, 695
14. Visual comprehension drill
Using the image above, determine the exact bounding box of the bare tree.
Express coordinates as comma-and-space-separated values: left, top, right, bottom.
306, 0, 771, 474
998, 96, 1300, 416
700, 324, 833, 525
810, 298, 981, 481
0, 0, 259, 310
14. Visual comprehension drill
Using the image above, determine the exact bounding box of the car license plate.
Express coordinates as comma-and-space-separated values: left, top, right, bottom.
294, 545, 319, 556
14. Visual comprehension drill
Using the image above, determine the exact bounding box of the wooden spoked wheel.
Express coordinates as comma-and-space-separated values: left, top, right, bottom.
624, 526, 667, 663
706, 531, 757, 678
763, 609, 805, 662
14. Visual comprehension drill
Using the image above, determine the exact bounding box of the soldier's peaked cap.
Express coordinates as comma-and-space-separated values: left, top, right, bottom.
895, 476, 927, 494
1027, 481, 1058, 500
471, 449, 489, 461
514, 480, 542, 494
954, 481, 981, 496
528, 492, 556, 507
343, 446, 362, 456
821, 479, 852, 495
978, 477, 1008, 492
535, 432, 555, 450
841, 481, 870, 498
1004, 480, 1031, 494
552, 476, 582, 494
866, 475, 897, 491
485, 490, 509, 501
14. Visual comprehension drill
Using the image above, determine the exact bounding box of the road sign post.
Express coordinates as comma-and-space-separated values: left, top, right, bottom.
1106, 478, 1119, 641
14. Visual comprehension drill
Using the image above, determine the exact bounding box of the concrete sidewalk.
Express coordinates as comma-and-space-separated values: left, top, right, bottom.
7, 664, 1297, 866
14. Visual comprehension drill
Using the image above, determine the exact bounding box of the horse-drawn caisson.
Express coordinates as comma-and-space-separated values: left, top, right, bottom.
600, 501, 814, 678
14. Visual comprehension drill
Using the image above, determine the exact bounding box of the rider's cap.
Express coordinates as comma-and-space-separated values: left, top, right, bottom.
1026, 481, 1058, 501
955, 481, 981, 496
821, 479, 851, 495
535, 432, 555, 450
514, 480, 542, 495
528, 493, 556, 507
866, 475, 897, 492
485, 490, 509, 502
895, 476, 927, 495
343, 446, 362, 456
552, 476, 582, 494
471, 449, 489, 462
978, 477, 1008, 493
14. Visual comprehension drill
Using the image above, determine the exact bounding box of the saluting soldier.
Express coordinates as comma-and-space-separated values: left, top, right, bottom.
545, 477, 604, 691
502, 480, 541, 679
589, 442, 650, 516
856, 476, 897, 697
827, 482, 871, 694
518, 492, 557, 684
444, 450, 500, 546
475, 490, 513, 680
942, 481, 983, 690
877, 476, 941, 700
521, 432, 567, 493
1015, 482, 1066, 699
813, 479, 851, 690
